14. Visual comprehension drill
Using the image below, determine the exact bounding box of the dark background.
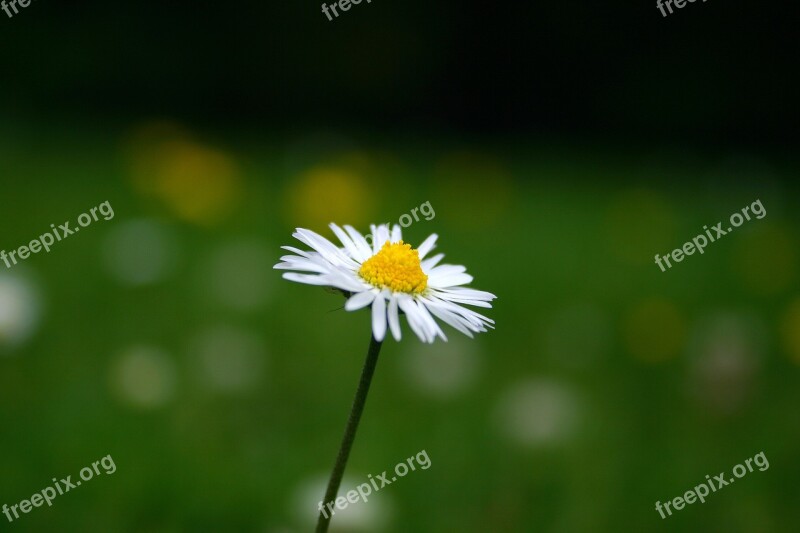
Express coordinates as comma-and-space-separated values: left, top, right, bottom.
1, 1, 797, 148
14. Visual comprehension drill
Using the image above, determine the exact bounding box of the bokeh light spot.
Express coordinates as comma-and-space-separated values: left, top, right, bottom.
103, 218, 179, 286
494, 378, 581, 448
189, 325, 266, 394
292, 475, 391, 531
686, 312, 765, 415
110, 346, 177, 409
124, 122, 243, 225
285, 166, 373, 232
197, 239, 273, 311
400, 336, 480, 398
0, 272, 42, 351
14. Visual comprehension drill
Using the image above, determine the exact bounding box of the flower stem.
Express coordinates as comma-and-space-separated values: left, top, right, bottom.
316, 334, 383, 533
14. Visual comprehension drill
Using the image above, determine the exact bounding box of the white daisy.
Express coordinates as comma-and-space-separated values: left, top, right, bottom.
275, 223, 496, 343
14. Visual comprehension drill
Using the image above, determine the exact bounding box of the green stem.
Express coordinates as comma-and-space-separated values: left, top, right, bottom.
316, 334, 383, 533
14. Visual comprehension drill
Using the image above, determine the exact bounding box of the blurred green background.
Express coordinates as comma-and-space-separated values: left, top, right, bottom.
1, 0, 799, 531
1, 126, 798, 532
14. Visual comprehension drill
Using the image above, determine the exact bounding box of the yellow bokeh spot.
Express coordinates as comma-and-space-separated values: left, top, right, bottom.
359, 241, 428, 294
155, 139, 241, 223
124, 122, 242, 225
286, 166, 372, 232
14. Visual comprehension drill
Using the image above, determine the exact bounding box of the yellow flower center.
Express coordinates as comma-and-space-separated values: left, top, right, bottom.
359, 241, 428, 294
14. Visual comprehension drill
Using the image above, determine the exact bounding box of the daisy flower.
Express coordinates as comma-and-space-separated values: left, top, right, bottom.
275, 223, 496, 343
276, 221, 496, 532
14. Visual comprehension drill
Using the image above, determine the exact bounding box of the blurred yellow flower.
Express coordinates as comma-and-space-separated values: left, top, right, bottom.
285, 166, 373, 231
124, 121, 243, 225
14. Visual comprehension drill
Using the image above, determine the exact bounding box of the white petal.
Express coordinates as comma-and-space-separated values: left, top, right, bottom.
432, 296, 492, 308
326, 269, 370, 293
428, 272, 474, 288
416, 234, 438, 259
430, 287, 496, 308
330, 223, 366, 262
280, 245, 316, 260
371, 224, 391, 254
428, 296, 495, 329
345, 290, 376, 311
387, 297, 402, 341
344, 225, 373, 260
428, 264, 467, 276
421, 253, 445, 272
397, 296, 428, 343
369, 225, 378, 254
371, 294, 387, 342
425, 302, 475, 338
414, 299, 447, 342
391, 224, 403, 243
396, 296, 439, 343
294, 228, 356, 269
441, 287, 497, 302
274, 258, 329, 273
282, 273, 332, 286
282, 269, 364, 294
421, 296, 478, 337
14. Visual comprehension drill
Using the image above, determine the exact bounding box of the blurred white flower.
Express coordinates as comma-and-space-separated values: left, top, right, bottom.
189, 325, 266, 393
110, 346, 177, 409
0, 272, 42, 351
494, 378, 582, 448
199, 239, 273, 311
103, 219, 179, 286
400, 336, 480, 398
687, 312, 766, 415
292, 475, 391, 532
